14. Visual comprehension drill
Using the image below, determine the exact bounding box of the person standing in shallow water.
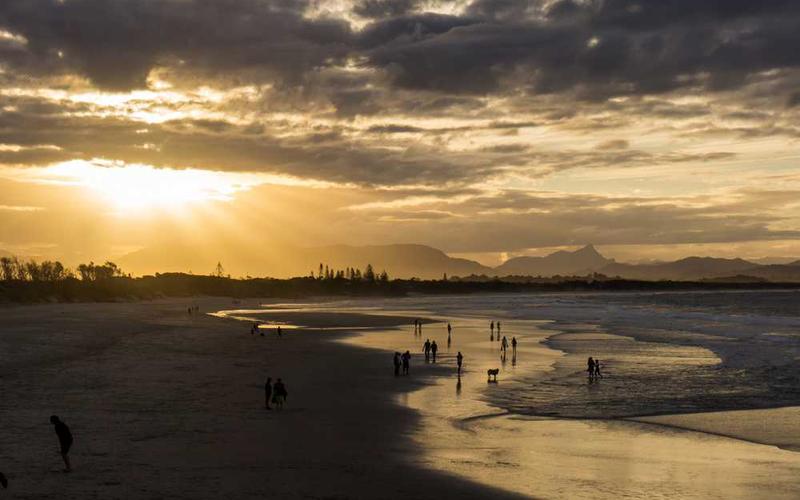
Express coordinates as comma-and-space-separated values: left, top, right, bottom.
402, 350, 411, 374
264, 377, 272, 409
501, 336, 508, 354
456, 351, 463, 374
393, 352, 401, 376
587, 357, 595, 381
594, 359, 603, 379
490, 321, 494, 339
431, 340, 438, 362
423, 339, 431, 360
50, 415, 73, 472
511, 336, 517, 355
497, 321, 501, 340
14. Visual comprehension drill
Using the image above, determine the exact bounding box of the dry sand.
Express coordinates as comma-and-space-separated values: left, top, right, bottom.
0, 298, 524, 499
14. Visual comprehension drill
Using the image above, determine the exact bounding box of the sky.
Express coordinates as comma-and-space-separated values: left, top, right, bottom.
1, 0, 800, 270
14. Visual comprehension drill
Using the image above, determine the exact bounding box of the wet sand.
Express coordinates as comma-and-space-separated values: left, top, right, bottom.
336, 312, 800, 500
633, 407, 800, 452
0, 298, 524, 499
3, 296, 800, 499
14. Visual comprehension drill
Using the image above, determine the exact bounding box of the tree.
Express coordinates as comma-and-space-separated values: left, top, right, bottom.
25, 260, 43, 281
379, 270, 389, 283
214, 262, 225, 278
0, 257, 13, 281
94, 261, 121, 280
364, 264, 375, 282
77, 262, 94, 281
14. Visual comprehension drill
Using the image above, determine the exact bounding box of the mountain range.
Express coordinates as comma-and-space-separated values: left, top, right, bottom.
113, 242, 800, 282
8, 242, 800, 282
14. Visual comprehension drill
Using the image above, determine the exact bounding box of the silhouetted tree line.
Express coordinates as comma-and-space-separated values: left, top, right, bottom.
1, 255, 799, 303
312, 263, 389, 283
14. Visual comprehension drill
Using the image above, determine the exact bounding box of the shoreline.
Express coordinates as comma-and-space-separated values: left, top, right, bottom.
0, 298, 527, 499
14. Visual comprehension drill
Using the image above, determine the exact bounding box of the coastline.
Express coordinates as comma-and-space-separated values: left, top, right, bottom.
0, 298, 526, 499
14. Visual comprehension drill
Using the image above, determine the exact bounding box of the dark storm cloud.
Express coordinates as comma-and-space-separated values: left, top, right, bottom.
353, 0, 422, 19
363, 0, 800, 99
0, 0, 351, 90
0, 0, 799, 102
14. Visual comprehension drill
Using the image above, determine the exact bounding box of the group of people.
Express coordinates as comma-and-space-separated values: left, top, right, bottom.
250, 324, 282, 337
264, 377, 288, 409
499, 335, 518, 356
422, 338, 439, 362
413, 319, 423, 335
489, 321, 502, 341
587, 357, 603, 380
393, 351, 412, 375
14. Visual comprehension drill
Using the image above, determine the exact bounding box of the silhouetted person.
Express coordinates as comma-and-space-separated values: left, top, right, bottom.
393, 352, 401, 376
50, 415, 72, 472
456, 351, 463, 374
594, 359, 603, 379
277, 326, 282, 338
501, 336, 508, 353
423, 339, 431, 360
272, 379, 287, 409
497, 321, 501, 338
587, 357, 595, 381
511, 336, 517, 353
490, 321, 494, 337
251, 324, 256, 335
447, 322, 452, 335
431, 340, 438, 362
264, 377, 272, 409
402, 350, 411, 374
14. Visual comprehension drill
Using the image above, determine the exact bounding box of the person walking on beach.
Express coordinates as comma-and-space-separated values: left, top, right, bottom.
447, 322, 452, 347
497, 321, 501, 340
587, 357, 595, 381
490, 321, 495, 340
431, 340, 438, 362
511, 337, 517, 355
413, 319, 418, 334
501, 336, 508, 354
393, 352, 401, 376
457, 351, 463, 374
272, 379, 288, 409
423, 339, 431, 361
594, 359, 603, 379
264, 377, 273, 409
277, 326, 282, 338
50, 415, 73, 472
402, 350, 411, 374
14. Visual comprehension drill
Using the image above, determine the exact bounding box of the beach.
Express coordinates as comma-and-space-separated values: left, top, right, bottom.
2, 291, 800, 498
0, 298, 523, 499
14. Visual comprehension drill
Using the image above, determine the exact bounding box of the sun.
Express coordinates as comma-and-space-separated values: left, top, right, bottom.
42, 160, 263, 213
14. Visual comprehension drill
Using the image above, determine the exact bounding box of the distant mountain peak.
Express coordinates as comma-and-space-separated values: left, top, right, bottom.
575, 244, 600, 255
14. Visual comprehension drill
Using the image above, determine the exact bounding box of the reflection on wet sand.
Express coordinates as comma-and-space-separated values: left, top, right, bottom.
340, 314, 800, 499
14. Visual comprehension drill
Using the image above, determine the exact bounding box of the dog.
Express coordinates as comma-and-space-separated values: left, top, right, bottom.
487, 368, 499, 382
